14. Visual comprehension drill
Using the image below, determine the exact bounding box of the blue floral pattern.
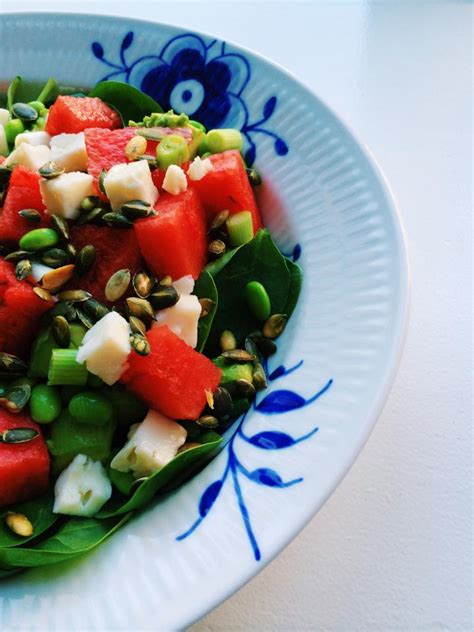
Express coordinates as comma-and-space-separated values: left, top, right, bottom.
91, 32, 288, 165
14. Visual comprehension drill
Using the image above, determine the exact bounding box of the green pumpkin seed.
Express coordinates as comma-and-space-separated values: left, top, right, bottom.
102, 213, 133, 229
148, 286, 179, 311
124, 135, 148, 161
80, 196, 101, 213
246, 167, 262, 186
208, 239, 226, 257
129, 316, 147, 336
49, 300, 76, 321
0, 384, 31, 413
38, 161, 65, 180
227, 379, 256, 399
33, 286, 53, 302
157, 275, 172, 288
52, 315, 70, 348
208, 209, 230, 233
136, 128, 167, 142
75, 244, 96, 276
4, 249, 34, 263
105, 268, 131, 302
196, 415, 219, 429
262, 314, 288, 339
81, 298, 109, 323
252, 364, 268, 390
15, 259, 32, 281
50, 214, 70, 240
220, 330, 236, 352
12, 102, 38, 122
56, 289, 92, 303
0, 352, 27, 375
244, 335, 261, 364
98, 169, 107, 195
198, 298, 215, 318
18, 208, 41, 223
41, 248, 69, 268
0, 426, 39, 444
213, 387, 233, 420
221, 349, 255, 364
0, 165, 12, 190
129, 333, 150, 356
75, 306, 94, 329
133, 270, 154, 298
121, 200, 153, 220
126, 297, 155, 324
19, 228, 59, 252
76, 207, 107, 226
254, 337, 277, 357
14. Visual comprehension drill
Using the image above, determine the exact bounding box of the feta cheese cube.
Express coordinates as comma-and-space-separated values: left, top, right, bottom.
5, 143, 51, 171
50, 132, 87, 172
155, 294, 201, 348
187, 156, 213, 181
0, 126, 8, 157
0, 108, 10, 126
40, 171, 95, 219
31, 262, 54, 282
53, 454, 112, 517
111, 409, 187, 478
15, 131, 51, 148
172, 275, 194, 296
103, 160, 158, 211
76, 311, 131, 385
162, 164, 187, 195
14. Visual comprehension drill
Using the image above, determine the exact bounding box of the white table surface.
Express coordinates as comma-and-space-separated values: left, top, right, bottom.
1, 1, 472, 630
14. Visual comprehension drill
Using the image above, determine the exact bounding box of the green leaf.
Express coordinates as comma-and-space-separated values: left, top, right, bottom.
0, 493, 57, 549
283, 257, 303, 316
90, 81, 163, 125
99, 430, 223, 518
205, 246, 242, 278
0, 513, 130, 568
0, 564, 22, 579
193, 270, 218, 352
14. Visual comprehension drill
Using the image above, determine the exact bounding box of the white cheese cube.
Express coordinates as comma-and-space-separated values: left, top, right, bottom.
0, 126, 8, 157
162, 164, 187, 195
172, 275, 194, 296
155, 294, 201, 348
50, 132, 87, 172
103, 160, 158, 212
111, 409, 187, 478
76, 311, 131, 385
0, 108, 10, 126
5, 143, 51, 171
53, 454, 112, 517
187, 156, 213, 181
40, 171, 94, 220
15, 131, 51, 148
31, 262, 54, 282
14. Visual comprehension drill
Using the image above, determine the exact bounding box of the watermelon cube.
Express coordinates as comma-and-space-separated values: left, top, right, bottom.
45, 96, 121, 136
0, 410, 50, 508
134, 188, 207, 280
0, 259, 53, 357
190, 150, 262, 232
121, 325, 221, 420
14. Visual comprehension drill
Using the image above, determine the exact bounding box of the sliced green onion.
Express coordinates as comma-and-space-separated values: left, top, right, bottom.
206, 128, 243, 153
226, 211, 254, 247
47, 349, 88, 386
245, 281, 271, 321
7, 76, 21, 114
156, 134, 189, 170
189, 120, 206, 133
36, 77, 58, 105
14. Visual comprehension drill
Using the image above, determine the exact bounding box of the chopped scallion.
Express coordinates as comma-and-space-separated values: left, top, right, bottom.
47, 349, 88, 386
226, 211, 254, 247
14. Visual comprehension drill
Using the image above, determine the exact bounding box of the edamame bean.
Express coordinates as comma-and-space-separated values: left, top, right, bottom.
245, 281, 271, 321
19, 228, 59, 252
30, 384, 62, 424
4, 119, 25, 144
68, 390, 114, 425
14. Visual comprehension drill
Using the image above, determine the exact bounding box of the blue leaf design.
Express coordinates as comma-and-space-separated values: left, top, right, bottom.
293, 243, 301, 262
256, 389, 306, 413
269, 365, 285, 381
121, 31, 134, 52
263, 96, 277, 120
248, 431, 295, 450
244, 144, 256, 167
274, 138, 289, 156
199, 480, 223, 517
248, 468, 284, 487
91, 42, 104, 60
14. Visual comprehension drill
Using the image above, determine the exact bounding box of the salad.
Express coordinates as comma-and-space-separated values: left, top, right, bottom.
0, 77, 301, 576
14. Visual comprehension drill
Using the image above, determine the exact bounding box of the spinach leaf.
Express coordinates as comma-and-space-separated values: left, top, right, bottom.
193, 270, 218, 352
0, 564, 21, 579
284, 258, 303, 316
0, 513, 130, 568
205, 246, 242, 278
90, 81, 163, 125
204, 230, 294, 356
0, 493, 57, 549
99, 430, 223, 518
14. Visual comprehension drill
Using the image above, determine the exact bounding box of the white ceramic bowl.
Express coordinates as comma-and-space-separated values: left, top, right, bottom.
0, 13, 409, 630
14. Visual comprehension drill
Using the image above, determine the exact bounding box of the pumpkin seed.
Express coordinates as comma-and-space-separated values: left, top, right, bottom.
199, 298, 215, 318
196, 415, 219, 429
12, 102, 38, 122
102, 213, 133, 229
66, 243, 77, 260
80, 196, 101, 213
252, 363, 268, 390
18, 208, 41, 223
33, 286, 53, 302
208, 239, 226, 257
137, 155, 158, 168
208, 209, 230, 233
246, 167, 262, 186
75, 307, 94, 329
0, 352, 27, 375
227, 378, 256, 399
81, 298, 109, 323
129, 333, 150, 356
5, 512, 33, 537
121, 200, 153, 220
221, 349, 255, 364
0, 384, 31, 413
15, 259, 32, 281
0, 426, 38, 444
136, 128, 167, 142
125, 135, 148, 160
42, 264, 76, 293
105, 268, 131, 302
126, 297, 155, 324
98, 169, 107, 195
38, 161, 65, 180
205, 389, 214, 409
50, 214, 70, 240
220, 330, 236, 352
56, 289, 91, 303
262, 313, 288, 339
41, 248, 69, 268
129, 316, 146, 336
254, 337, 277, 357
0, 165, 12, 190
148, 286, 179, 311
4, 249, 34, 263
158, 275, 173, 288
75, 244, 96, 276
49, 300, 77, 322
133, 270, 154, 298
52, 315, 70, 348
213, 387, 233, 420
76, 207, 106, 226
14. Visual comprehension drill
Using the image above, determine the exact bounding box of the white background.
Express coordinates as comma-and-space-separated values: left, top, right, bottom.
1, 1, 472, 631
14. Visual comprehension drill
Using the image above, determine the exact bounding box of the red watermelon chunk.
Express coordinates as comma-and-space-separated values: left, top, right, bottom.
0, 166, 48, 244
0, 259, 53, 357
46, 96, 121, 136
122, 325, 221, 420
0, 410, 50, 508
190, 150, 262, 232
134, 188, 206, 280
69, 224, 143, 303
